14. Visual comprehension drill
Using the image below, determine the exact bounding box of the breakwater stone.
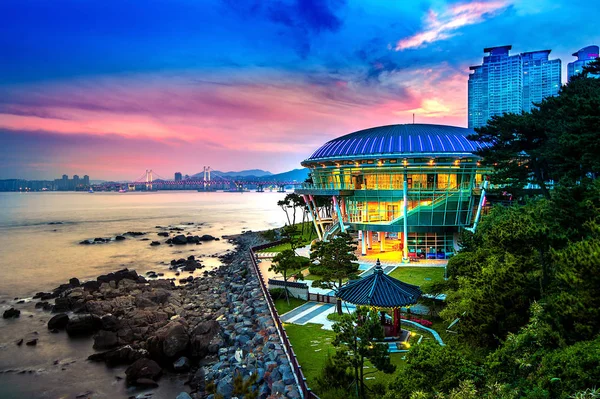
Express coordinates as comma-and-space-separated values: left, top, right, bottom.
32, 232, 300, 398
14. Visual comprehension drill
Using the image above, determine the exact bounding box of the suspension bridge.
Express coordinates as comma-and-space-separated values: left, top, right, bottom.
94, 167, 301, 192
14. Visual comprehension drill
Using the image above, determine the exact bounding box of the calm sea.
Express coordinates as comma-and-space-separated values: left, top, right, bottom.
0, 190, 286, 398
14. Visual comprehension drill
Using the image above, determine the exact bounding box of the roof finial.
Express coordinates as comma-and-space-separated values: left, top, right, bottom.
375, 258, 383, 274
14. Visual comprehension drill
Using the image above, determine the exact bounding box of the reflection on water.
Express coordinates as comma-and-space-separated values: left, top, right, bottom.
0, 190, 286, 398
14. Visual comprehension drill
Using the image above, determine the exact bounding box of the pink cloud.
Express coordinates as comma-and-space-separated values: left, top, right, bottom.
0, 66, 470, 179
395, 1, 510, 51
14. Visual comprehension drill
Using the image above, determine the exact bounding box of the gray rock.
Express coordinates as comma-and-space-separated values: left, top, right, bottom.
147, 320, 189, 361
271, 380, 285, 395
173, 356, 190, 372
216, 376, 233, 398
93, 330, 118, 350
47, 313, 69, 330
176, 393, 193, 399
88, 345, 147, 367
66, 315, 102, 336
125, 358, 162, 384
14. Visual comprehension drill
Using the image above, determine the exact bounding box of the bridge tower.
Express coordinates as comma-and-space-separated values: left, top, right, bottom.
202, 166, 212, 190
145, 169, 153, 191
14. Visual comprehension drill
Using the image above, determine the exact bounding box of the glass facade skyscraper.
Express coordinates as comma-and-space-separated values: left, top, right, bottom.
567, 45, 599, 81
468, 46, 561, 128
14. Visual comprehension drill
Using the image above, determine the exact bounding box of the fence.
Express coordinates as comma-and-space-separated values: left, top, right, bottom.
249, 242, 320, 399
308, 293, 336, 303
268, 279, 309, 301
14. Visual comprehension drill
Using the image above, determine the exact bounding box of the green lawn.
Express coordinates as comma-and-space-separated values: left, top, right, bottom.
388, 267, 445, 290
273, 297, 306, 316
284, 323, 405, 394
257, 222, 316, 253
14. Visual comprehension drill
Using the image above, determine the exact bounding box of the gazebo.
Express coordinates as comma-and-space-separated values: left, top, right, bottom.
336, 260, 422, 337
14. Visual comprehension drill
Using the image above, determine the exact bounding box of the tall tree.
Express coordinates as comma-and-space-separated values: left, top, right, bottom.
468, 111, 552, 199
332, 306, 396, 399
269, 249, 304, 305
310, 232, 359, 314
281, 223, 302, 254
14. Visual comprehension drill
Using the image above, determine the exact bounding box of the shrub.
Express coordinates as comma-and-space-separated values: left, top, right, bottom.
269, 288, 286, 299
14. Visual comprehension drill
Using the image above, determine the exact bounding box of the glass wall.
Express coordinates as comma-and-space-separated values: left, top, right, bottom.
406, 232, 455, 259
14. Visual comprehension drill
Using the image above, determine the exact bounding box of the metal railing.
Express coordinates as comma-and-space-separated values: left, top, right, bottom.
249, 242, 320, 399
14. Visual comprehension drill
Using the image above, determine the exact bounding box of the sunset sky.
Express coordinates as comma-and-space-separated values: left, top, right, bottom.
1, 0, 598, 180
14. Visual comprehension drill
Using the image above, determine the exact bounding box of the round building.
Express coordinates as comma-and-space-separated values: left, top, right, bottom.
297, 123, 490, 261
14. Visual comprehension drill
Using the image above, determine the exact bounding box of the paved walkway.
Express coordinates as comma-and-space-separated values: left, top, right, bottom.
281, 302, 338, 329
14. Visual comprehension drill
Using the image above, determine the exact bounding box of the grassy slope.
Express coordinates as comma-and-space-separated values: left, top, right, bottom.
388, 267, 445, 290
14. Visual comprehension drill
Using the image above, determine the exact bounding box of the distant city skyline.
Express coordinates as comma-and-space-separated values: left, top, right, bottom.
1, 1, 599, 180
468, 45, 562, 128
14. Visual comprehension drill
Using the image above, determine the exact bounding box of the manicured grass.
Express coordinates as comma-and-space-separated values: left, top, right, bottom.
388, 267, 445, 290
257, 222, 316, 253
273, 297, 306, 316
284, 323, 405, 394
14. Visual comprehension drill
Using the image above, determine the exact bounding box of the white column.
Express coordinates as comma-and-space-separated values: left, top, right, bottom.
361, 230, 367, 255
367, 231, 372, 250
471, 180, 489, 232
303, 195, 322, 241
380, 232, 386, 252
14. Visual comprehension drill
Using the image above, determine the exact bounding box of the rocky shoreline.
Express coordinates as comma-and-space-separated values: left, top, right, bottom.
5, 231, 299, 399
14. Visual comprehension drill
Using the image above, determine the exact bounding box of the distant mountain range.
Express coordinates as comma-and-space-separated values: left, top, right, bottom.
190, 168, 309, 182
191, 169, 272, 178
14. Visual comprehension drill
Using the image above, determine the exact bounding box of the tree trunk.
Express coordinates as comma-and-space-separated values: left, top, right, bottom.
532, 161, 551, 199
283, 271, 290, 306
359, 354, 365, 399
281, 206, 291, 225
337, 278, 343, 315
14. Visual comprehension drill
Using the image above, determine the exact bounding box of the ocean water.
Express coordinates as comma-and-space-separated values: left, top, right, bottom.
0, 190, 286, 398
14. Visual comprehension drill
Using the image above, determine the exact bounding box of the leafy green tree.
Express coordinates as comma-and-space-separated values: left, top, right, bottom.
468, 66, 600, 198
441, 200, 566, 347
281, 223, 302, 253
310, 232, 359, 314
469, 111, 552, 198
277, 198, 292, 225
545, 221, 600, 343
270, 249, 305, 305
332, 306, 396, 399
384, 342, 483, 398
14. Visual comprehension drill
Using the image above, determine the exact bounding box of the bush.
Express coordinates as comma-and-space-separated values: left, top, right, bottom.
315, 354, 353, 394
260, 229, 278, 242
309, 264, 326, 276
327, 312, 344, 322
269, 288, 286, 299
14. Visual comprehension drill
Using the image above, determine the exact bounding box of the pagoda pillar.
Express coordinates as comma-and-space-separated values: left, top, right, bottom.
393, 307, 401, 336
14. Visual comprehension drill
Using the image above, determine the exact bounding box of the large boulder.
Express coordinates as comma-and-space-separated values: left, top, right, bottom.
190, 320, 221, 358
147, 320, 189, 361
93, 330, 119, 349
199, 234, 218, 241
3, 308, 20, 319
97, 269, 139, 285
172, 235, 188, 245
66, 315, 102, 336
88, 345, 148, 367
125, 358, 162, 385
48, 313, 69, 330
